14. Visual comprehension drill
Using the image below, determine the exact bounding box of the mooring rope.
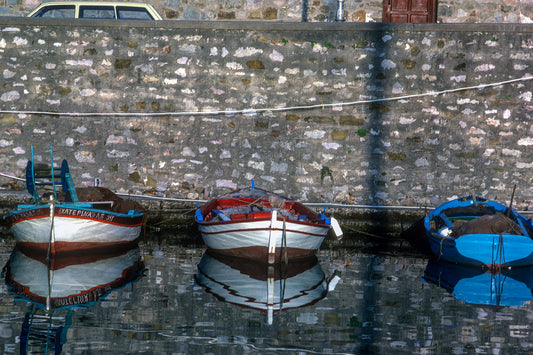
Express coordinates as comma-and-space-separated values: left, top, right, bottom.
0, 76, 531, 117
499, 233, 505, 270
491, 235, 496, 269
2, 171, 532, 217
0, 172, 24, 181
438, 237, 444, 261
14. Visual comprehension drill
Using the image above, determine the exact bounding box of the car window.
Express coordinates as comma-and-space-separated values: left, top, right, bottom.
79, 5, 116, 19
116, 6, 154, 20
32, 5, 76, 18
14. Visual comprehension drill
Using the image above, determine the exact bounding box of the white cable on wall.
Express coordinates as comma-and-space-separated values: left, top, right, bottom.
0, 76, 531, 117
1, 173, 531, 214
0, 172, 24, 181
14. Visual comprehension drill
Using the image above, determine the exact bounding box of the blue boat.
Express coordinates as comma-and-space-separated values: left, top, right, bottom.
424, 196, 533, 268
423, 258, 533, 307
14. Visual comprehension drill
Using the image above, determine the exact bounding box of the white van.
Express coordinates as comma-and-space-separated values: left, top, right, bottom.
27, 1, 163, 20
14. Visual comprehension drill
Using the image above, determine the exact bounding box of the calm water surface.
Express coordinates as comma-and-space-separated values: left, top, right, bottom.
1, 230, 533, 354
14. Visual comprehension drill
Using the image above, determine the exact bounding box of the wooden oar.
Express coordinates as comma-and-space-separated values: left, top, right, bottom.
506, 184, 517, 218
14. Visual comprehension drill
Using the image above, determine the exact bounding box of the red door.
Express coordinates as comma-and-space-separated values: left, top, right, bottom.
383, 0, 436, 23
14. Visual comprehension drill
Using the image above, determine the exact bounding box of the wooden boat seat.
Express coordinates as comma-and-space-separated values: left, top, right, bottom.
212, 209, 231, 221
438, 213, 454, 229
230, 212, 271, 221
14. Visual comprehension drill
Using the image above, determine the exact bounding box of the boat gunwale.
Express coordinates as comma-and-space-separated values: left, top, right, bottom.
198, 187, 324, 223
10, 202, 144, 217
425, 196, 533, 239
197, 214, 330, 229
6, 204, 145, 228
198, 224, 330, 238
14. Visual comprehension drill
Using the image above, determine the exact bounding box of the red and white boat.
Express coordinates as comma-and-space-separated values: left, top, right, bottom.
3, 245, 143, 310
5, 146, 145, 255
3, 244, 143, 353
195, 251, 336, 325
195, 183, 342, 264
7, 188, 145, 255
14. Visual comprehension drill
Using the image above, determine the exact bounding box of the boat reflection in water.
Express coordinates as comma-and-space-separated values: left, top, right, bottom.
2, 244, 144, 354
195, 250, 340, 325
423, 258, 533, 307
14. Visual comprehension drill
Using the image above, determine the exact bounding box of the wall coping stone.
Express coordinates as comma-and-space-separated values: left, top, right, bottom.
2, 16, 533, 33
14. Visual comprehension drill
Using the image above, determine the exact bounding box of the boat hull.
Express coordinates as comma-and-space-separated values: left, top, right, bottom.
424, 258, 533, 306
7, 204, 144, 255
198, 217, 329, 263
424, 196, 533, 267
196, 186, 341, 263
4, 246, 143, 310
195, 251, 327, 324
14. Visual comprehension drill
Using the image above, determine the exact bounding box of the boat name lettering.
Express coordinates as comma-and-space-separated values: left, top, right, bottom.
58, 208, 114, 221
15, 209, 41, 220
54, 288, 108, 307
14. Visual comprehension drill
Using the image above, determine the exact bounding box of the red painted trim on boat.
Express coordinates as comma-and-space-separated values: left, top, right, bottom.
198, 188, 323, 223
8, 206, 144, 228
196, 257, 327, 312
16, 240, 140, 260
16, 243, 140, 269
205, 249, 319, 279
205, 245, 319, 263
4, 258, 144, 309
198, 217, 327, 227
199, 226, 328, 237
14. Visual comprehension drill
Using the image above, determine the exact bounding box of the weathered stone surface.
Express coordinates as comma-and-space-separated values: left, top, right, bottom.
246, 60, 265, 69
0, 20, 531, 210
114, 59, 132, 69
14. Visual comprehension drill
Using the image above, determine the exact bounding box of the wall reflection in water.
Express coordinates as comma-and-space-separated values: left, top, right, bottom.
0, 235, 533, 353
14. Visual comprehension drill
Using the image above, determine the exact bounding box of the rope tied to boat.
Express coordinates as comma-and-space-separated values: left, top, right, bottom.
498, 233, 505, 271
438, 237, 444, 261
489, 234, 505, 272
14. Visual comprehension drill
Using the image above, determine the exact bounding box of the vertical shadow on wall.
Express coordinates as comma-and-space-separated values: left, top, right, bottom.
302, 0, 308, 22
354, 26, 389, 354
367, 26, 390, 240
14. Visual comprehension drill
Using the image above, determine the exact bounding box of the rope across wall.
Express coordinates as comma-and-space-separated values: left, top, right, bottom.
0, 76, 531, 118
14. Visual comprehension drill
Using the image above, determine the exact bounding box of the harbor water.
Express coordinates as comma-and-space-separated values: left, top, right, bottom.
0, 229, 533, 354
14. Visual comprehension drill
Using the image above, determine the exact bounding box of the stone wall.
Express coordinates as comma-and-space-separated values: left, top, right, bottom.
0, 18, 532, 210
1, 0, 533, 23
